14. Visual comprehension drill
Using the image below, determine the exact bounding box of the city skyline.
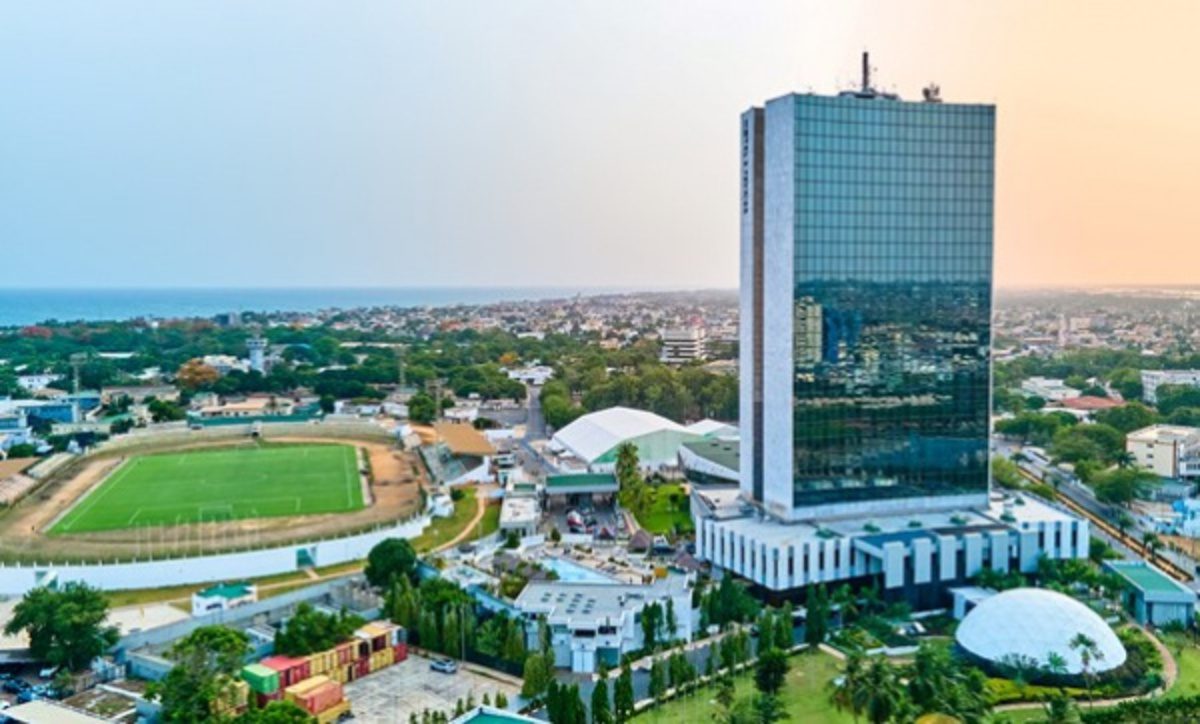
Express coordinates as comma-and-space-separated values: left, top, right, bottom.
4, 2, 1200, 291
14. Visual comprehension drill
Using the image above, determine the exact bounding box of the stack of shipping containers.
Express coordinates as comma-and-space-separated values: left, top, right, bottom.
242, 621, 408, 718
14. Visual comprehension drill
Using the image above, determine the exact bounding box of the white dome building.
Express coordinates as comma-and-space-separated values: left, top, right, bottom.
955, 588, 1125, 675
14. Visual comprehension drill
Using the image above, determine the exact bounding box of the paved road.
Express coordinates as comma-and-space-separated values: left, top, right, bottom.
995, 441, 1200, 587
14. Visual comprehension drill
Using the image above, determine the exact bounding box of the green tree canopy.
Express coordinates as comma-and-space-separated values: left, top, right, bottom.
3, 582, 119, 672
274, 602, 364, 657
154, 625, 250, 723
365, 537, 418, 589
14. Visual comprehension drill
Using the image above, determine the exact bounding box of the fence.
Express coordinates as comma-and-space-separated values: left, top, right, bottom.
0, 514, 431, 596
117, 575, 380, 654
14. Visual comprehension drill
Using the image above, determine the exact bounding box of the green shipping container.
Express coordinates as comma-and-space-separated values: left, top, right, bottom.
242, 663, 280, 695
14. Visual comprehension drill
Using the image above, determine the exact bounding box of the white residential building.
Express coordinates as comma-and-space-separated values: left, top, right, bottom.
514, 573, 695, 673
1142, 370, 1200, 405
659, 328, 707, 365
1020, 377, 1081, 402
1126, 424, 1200, 479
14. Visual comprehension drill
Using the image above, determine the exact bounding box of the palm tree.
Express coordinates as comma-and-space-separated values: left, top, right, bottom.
1142, 531, 1163, 564
1069, 633, 1103, 703
1043, 691, 1082, 724
861, 657, 902, 724
1114, 511, 1133, 541
1115, 451, 1136, 469
1045, 651, 1069, 679
828, 650, 866, 723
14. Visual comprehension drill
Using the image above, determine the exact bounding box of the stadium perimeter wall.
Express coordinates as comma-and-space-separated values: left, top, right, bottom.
94, 419, 398, 454
0, 514, 429, 596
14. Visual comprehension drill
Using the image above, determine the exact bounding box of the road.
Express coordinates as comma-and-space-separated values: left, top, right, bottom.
995, 440, 1200, 588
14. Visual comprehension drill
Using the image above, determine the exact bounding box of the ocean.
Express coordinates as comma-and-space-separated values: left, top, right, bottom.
0, 287, 621, 327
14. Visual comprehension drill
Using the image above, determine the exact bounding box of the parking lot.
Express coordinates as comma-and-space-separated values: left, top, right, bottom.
343, 653, 520, 724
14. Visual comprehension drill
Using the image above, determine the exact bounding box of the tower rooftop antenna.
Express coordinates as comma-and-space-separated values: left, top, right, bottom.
862, 51, 870, 92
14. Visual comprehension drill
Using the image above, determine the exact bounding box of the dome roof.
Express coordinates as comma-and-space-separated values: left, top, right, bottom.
955, 588, 1125, 674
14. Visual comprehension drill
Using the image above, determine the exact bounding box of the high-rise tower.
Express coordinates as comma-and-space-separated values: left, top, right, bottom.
698, 58, 1085, 602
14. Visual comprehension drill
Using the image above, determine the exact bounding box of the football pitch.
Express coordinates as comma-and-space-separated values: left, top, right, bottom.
51, 443, 364, 534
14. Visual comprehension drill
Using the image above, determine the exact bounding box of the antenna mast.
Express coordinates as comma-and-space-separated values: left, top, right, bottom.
861, 51, 870, 92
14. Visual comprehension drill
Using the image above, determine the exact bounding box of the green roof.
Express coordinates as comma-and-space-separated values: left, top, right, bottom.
681, 438, 739, 472
198, 582, 253, 600
545, 473, 617, 489
1106, 561, 1186, 594
454, 708, 542, 724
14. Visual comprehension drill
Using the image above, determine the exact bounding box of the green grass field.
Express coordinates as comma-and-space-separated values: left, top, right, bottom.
633, 651, 852, 724
51, 443, 364, 534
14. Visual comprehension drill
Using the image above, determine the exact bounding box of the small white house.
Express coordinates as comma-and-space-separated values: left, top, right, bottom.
191, 582, 257, 616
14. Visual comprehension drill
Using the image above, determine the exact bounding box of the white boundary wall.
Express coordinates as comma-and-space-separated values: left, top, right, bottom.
0, 515, 430, 596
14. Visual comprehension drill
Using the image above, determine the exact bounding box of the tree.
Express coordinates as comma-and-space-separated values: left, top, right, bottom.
613, 662, 635, 723
754, 649, 789, 697
177, 359, 220, 390
155, 625, 249, 723
803, 584, 830, 649
521, 653, 552, 700
365, 537, 418, 588
3, 583, 118, 672
752, 693, 788, 724
649, 658, 667, 701
1042, 691, 1081, 724
495, 692, 508, 709
274, 603, 364, 656
1142, 531, 1164, 564
712, 675, 737, 724
860, 657, 904, 724
236, 701, 315, 724
1069, 632, 1103, 703
407, 392, 438, 425
641, 602, 663, 651
665, 597, 677, 642
591, 676, 612, 724
1092, 402, 1158, 434
828, 650, 867, 724
1093, 468, 1158, 508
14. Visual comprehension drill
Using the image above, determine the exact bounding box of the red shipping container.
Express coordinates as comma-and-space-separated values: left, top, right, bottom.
261, 656, 311, 688
255, 690, 283, 708
393, 643, 408, 662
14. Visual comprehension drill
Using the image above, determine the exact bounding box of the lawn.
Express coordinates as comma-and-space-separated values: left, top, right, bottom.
633, 652, 852, 724
637, 483, 694, 535
472, 502, 501, 541
52, 443, 363, 534
1165, 636, 1200, 700
412, 487, 478, 553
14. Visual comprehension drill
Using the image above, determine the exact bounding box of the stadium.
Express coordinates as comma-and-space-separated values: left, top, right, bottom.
0, 421, 427, 565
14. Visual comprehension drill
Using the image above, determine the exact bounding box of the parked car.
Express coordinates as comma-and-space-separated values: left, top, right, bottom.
2, 679, 26, 695
430, 657, 459, 674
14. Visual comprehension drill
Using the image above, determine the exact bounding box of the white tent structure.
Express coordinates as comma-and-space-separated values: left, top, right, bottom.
550, 407, 702, 472
955, 588, 1126, 674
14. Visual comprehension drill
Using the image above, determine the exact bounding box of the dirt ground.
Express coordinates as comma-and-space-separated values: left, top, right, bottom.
0, 437, 425, 562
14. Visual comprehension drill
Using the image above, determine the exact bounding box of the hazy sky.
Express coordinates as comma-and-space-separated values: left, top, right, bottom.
3, 1, 1198, 290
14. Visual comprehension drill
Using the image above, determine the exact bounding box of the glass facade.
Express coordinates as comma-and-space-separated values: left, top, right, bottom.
789, 95, 994, 508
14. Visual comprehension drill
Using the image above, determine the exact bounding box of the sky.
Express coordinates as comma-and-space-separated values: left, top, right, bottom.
2, 1, 1198, 290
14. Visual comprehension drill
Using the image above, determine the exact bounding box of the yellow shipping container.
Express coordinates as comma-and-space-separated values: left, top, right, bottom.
317, 700, 351, 724
213, 679, 249, 718
285, 674, 332, 703
326, 663, 347, 684
309, 649, 337, 676
369, 649, 394, 673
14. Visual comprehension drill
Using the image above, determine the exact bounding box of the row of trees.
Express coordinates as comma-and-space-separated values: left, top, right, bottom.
829, 644, 992, 724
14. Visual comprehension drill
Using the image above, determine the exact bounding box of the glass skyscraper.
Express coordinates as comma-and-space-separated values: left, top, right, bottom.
740, 79, 995, 522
